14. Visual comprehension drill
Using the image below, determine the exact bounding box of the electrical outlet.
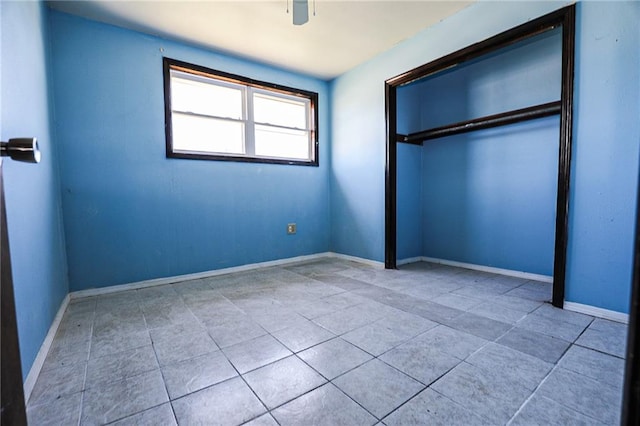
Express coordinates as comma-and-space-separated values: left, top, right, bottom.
287, 223, 297, 234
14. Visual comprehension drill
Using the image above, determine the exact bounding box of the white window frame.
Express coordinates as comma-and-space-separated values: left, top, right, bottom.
163, 58, 318, 166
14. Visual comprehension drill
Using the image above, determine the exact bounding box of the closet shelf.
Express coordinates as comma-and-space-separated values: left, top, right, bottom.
398, 100, 561, 144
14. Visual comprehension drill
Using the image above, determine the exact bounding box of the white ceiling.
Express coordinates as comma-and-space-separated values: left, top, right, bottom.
48, 0, 473, 80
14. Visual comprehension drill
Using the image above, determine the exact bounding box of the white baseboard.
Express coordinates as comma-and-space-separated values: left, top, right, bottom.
60, 250, 632, 322
564, 301, 629, 324
420, 256, 553, 283
24, 293, 70, 403
70, 252, 335, 299
327, 252, 385, 268
396, 257, 424, 266
411, 257, 628, 322
69, 251, 386, 300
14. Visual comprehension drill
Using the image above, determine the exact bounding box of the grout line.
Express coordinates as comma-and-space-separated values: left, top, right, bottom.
76, 392, 83, 426
139, 298, 177, 425
223, 266, 383, 421
103, 402, 172, 425
282, 283, 486, 422
567, 315, 630, 359
76, 302, 97, 425
505, 315, 619, 425
291, 351, 382, 421
180, 282, 275, 421
505, 361, 561, 425
86, 294, 174, 425
572, 342, 627, 360
373, 343, 468, 423
325, 382, 381, 422
378, 369, 457, 424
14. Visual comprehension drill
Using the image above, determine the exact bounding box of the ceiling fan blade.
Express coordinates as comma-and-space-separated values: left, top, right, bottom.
292, 0, 309, 25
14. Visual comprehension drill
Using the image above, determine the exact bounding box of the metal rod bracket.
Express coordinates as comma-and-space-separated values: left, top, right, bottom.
0, 138, 40, 164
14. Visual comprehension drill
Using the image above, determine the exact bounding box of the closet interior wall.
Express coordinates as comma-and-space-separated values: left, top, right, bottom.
389, 6, 576, 308
397, 27, 562, 274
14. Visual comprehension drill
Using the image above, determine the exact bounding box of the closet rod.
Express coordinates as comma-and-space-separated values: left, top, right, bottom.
400, 100, 561, 144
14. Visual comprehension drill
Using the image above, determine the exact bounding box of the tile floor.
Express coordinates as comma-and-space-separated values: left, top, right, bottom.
26, 258, 628, 425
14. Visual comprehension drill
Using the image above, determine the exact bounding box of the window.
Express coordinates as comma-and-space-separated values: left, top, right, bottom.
163, 58, 318, 166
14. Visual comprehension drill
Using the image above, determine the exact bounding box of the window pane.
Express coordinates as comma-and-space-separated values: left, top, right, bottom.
172, 113, 244, 154
254, 125, 309, 160
253, 93, 307, 129
171, 74, 243, 119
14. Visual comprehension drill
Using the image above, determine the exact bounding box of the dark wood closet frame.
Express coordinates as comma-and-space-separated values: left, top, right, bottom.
623, 169, 640, 424
1, 162, 28, 425
385, 5, 575, 309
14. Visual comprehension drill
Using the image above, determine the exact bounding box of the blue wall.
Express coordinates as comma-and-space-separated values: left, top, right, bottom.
329, 67, 386, 261
396, 29, 561, 275
420, 119, 559, 275
331, 2, 570, 264
1, 1, 69, 380
565, 1, 640, 313
396, 89, 423, 261
396, 143, 423, 261
331, 1, 639, 313
49, 11, 330, 291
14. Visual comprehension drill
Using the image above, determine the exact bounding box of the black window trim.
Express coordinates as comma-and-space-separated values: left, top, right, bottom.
163, 57, 319, 167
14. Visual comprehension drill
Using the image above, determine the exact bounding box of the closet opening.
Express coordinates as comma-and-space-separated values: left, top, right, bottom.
385, 5, 575, 308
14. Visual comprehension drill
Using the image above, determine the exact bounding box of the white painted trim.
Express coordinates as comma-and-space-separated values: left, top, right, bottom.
69, 251, 386, 300
70, 252, 332, 299
24, 293, 70, 403
564, 301, 629, 324
396, 257, 423, 266
326, 252, 385, 268
421, 256, 553, 283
